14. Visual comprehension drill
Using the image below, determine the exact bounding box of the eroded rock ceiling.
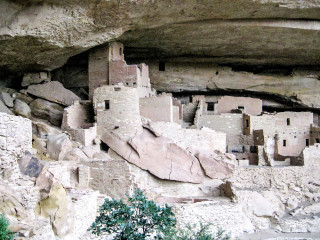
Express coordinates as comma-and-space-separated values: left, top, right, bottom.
0, 0, 320, 73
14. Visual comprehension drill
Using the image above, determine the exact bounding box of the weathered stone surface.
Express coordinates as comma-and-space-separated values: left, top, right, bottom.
13, 99, 31, 118
1, 0, 320, 73
0, 91, 13, 107
196, 151, 235, 180
64, 148, 88, 161
29, 98, 64, 126
18, 150, 44, 178
35, 182, 75, 238
27, 81, 80, 106
101, 127, 204, 183
22, 72, 50, 87
47, 134, 72, 160
32, 120, 61, 138
82, 146, 99, 158
0, 100, 13, 115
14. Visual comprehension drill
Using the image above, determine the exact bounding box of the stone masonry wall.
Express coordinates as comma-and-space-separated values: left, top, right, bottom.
215, 96, 262, 116
139, 95, 173, 122
0, 113, 32, 180
93, 85, 143, 140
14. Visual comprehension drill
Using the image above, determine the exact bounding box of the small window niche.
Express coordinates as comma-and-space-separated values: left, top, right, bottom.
283, 140, 287, 147
287, 118, 290, 126
207, 102, 214, 111
159, 62, 165, 71
246, 119, 249, 128
105, 100, 110, 110
119, 47, 122, 56
306, 139, 310, 147
316, 138, 320, 143
238, 106, 244, 110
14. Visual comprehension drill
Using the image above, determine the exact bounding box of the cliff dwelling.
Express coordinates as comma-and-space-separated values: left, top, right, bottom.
0, 1, 320, 240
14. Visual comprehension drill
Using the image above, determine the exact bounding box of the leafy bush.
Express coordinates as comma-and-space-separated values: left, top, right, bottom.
0, 214, 14, 240
89, 189, 176, 240
174, 223, 231, 240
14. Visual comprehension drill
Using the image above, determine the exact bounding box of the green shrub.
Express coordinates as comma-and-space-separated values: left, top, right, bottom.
174, 223, 231, 240
89, 189, 176, 240
0, 214, 14, 240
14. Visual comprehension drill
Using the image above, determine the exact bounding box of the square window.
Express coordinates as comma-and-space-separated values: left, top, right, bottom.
207, 102, 214, 111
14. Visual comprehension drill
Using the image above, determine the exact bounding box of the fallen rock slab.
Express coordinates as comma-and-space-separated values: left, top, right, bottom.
29, 98, 64, 126
196, 151, 235, 180
27, 81, 80, 106
101, 127, 204, 183
64, 148, 88, 161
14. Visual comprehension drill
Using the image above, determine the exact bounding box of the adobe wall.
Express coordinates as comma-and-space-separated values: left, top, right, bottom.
149, 122, 226, 153
139, 95, 173, 122
0, 113, 32, 180
198, 113, 243, 143
88, 44, 110, 99
276, 131, 310, 157
93, 85, 142, 140
62, 100, 94, 130
215, 96, 262, 116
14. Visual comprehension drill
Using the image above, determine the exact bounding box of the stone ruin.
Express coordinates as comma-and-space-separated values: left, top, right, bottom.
0, 41, 320, 240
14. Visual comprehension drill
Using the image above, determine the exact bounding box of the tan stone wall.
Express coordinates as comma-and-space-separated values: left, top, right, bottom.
0, 113, 32, 179
139, 95, 173, 122
149, 122, 226, 153
215, 96, 262, 116
88, 44, 109, 99
93, 85, 143, 140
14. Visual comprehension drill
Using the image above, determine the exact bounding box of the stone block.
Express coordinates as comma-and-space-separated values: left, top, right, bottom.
29, 98, 64, 126
27, 81, 80, 106
13, 99, 31, 118
47, 134, 73, 160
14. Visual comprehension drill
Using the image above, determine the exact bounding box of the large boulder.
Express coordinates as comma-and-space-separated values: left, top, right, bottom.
0, 92, 13, 107
101, 127, 204, 183
29, 98, 64, 126
13, 99, 31, 118
27, 81, 80, 106
47, 134, 73, 160
196, 151, 236, 180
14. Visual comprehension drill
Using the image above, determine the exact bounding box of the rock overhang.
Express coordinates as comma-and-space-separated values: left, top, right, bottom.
0, 0, 320, 73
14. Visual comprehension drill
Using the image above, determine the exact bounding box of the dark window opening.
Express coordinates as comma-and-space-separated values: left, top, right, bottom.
287, 118, 290, 126
250, 146, 258, 153
119, 48, 122, 56
105, 100, 110, 110
306, 139, 310, 147
246, 119, 249, 128
189, 96, 193, 103
114, 87, 121, 91
283, 140, 286, 147
316, 138, 320, 143
216, 71, 219, 75
159, 62, 165, 71
238, 106, 244, 110
207, 102, 214, 111
100, 141, 109, 152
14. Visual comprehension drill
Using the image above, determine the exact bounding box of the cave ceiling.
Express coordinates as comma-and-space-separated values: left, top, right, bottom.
0, 0, 319, 73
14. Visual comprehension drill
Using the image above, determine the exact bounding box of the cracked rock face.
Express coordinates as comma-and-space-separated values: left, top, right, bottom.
0, 0, 320, 73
